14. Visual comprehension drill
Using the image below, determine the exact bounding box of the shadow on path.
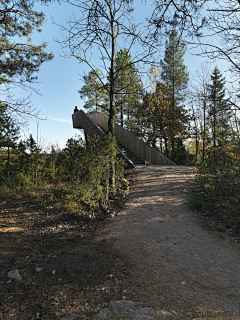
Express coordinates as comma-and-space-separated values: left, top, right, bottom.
100, 165, 240, 319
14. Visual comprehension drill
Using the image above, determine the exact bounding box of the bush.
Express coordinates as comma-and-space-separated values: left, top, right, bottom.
187, 167, 240, 227
0, 133, 127, 218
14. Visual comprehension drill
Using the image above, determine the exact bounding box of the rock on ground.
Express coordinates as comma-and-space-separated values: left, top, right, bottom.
93, 300, 154, 320
7, 269, 22, 281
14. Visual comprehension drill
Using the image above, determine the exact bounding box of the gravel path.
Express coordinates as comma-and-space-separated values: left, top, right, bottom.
101, 165, 240, 319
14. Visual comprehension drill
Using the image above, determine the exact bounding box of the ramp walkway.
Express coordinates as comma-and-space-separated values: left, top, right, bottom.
72, 110, 175, 167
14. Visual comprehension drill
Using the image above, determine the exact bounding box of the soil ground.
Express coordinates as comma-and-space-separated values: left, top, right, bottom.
0, 197, 134, 320
1, 165, 240, 319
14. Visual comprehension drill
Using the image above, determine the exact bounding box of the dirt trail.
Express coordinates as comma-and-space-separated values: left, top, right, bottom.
99, 165, 240, 319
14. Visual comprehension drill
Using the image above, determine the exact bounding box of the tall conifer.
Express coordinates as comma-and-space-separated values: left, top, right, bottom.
78, 70, 109, 113
160, 29, 189, 161
0, 111, 20, 179
114, 49, 143, 129
207, 66, 231, 166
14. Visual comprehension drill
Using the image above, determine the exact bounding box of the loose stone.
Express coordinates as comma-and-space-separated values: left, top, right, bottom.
94, 308, 113, 320
109, 300, 137, 315
128, 306, 154, 320
160, 310, 172, 318
60, 315, 86, 320
7, 269, 22, 281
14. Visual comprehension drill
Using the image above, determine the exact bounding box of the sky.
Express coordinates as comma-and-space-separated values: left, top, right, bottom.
12, 0, 230, 150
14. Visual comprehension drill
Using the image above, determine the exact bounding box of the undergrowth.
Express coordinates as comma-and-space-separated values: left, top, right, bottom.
0, 134, 129, 221
187, 167, 240, 229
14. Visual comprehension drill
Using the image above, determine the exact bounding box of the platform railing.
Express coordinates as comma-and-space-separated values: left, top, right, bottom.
72, 110, 135, 168
89, 112, 176, 165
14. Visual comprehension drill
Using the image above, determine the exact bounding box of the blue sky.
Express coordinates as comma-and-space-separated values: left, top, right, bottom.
14, 1, 229, 149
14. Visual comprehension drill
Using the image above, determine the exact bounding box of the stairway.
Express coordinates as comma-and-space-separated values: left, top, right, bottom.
117, 140, 145, 165
94, 123, 145, 165
73, 110, 176, 166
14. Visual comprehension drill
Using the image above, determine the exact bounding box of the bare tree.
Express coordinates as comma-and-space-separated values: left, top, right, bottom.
188, 63, 211, 162
194, 63, 211, 162
148, 0, 240, 114
1, 95, 41, 127
56, 0, 156, 133
149, 1, 240, 75
148, 0, 207, 39
197, 0, 240, 74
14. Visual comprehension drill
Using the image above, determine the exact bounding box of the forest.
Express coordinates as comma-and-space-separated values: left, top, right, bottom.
0, 0, 240, 227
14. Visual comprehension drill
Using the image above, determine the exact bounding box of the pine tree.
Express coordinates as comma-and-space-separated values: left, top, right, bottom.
16, 140, 28, 175
0, 112, 20, 179
140, 82, 171, 154
0, 0, 53, 87
160, 29, 189, 161
78, 70, 109, 113
25, 134, 41, 183
114, 49, 143, 129
0, 0, 53, 121
207, 66, 231, 166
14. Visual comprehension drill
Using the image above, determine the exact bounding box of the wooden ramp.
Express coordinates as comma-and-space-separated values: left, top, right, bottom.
72, 110, 176, 167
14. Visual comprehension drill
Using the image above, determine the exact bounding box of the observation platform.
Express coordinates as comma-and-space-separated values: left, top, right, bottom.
72, 109, 176, 168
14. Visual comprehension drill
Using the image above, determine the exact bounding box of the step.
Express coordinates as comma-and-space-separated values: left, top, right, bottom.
116, 142, 145, 165
92, 130, 145, 165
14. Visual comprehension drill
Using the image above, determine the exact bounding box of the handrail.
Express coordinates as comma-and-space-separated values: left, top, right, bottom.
72, 110, 135, 168
89, 112, 176, 165
72, 109, 104, 137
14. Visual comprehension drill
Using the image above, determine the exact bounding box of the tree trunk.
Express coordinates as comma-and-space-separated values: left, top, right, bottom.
7, 144, 10, 180
108, 2, 117, 195
213, 99, 216, 168
111, 157, 116, 193
108, 5, 116, 134
104, 156, 109, 209
164, 135, 169, 158
170, 65, 175, 161
95, 88, 99, 112
160, 136, 163, 153
121, 91, 124, 127
202, 100, 206, 162
195, 127, 198, 163
170, 137, 175, 161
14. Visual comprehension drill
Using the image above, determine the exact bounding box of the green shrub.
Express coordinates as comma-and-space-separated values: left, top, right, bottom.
0, 133, 127, 218
187, 167, 240, 227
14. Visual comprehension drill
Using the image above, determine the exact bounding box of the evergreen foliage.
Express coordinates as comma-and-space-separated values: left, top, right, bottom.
187, 66, 239, 228
136, 40, 190, 164
0, 0, 53, 124
114, 49, 143, 130
0, 107, 20, 179
189, 65, 237, 168
139, 81, 171, 152
0, 0, 53, 87
160, 29, 189, 161
78, 70, 109, 113
78, 49, 143, 133
0, 133, 127, 217
207, 67, 232, 167
187, 167, 240, 229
